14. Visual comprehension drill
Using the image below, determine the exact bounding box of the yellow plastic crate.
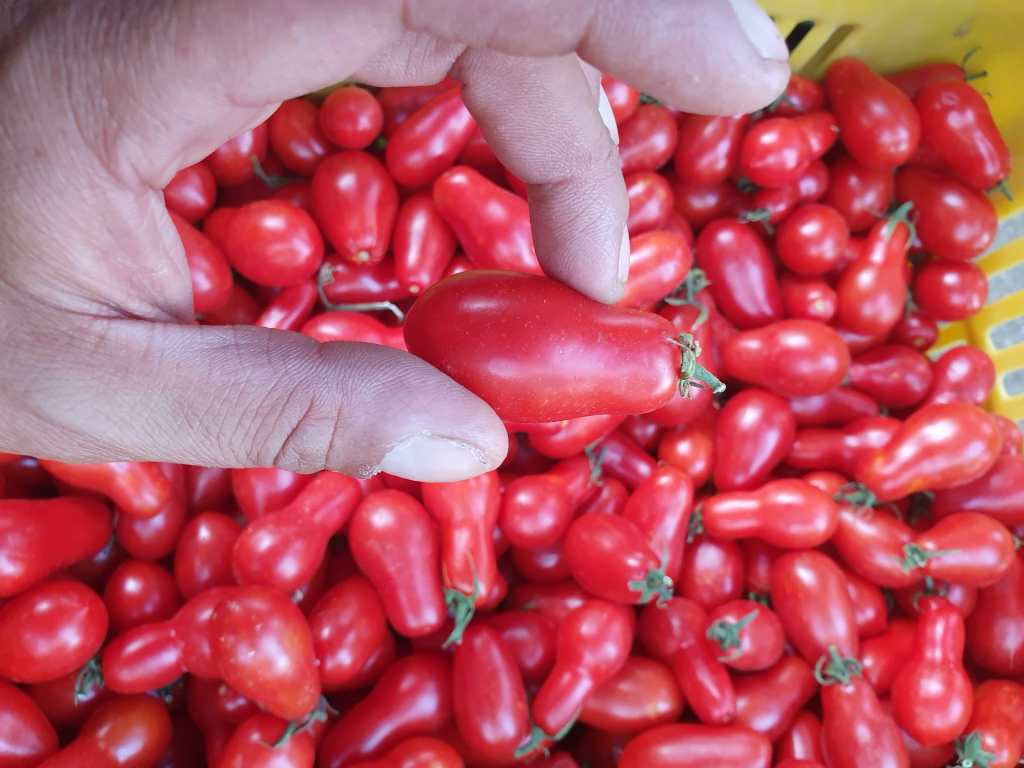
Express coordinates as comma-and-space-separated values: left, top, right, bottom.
767, 0, 1024, 422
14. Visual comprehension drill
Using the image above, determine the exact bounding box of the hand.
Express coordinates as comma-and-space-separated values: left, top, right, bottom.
0, 0, 788, 481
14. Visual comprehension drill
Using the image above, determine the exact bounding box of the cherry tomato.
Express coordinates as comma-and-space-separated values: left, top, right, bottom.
932, 453, 1024, 526
896, 166, 996, 260
701, 479, 838, 548
620, 413, 664, 452
732, 655, 817, 739
845, 568, 889, 637
739, 117, 812, 188
173, 512, 241, 599
836, 209, 912, 336
202, 279, 261, 325
825, 154, 895, 231
619, 724, 771, 768
618, 104, 678, 174
392, 192, 456, 295
672, 176, 746, 228
577, 476, 630, 516
774, 74, 826, 116
819, 663, 909, 768
39, 695, 171, 768
912, 259, 988, 321
0, 679, 59, 767
312, 151, 398, 263
658, 412, 715, 487
966, 552, 1024, 676
905, 512, 1015, 587
679, 534, 744, 610
320, 85, 383, 149
301, 309, 406, 349
788, 416, 901, 476
848, 344, 934, 409
776, 710, 825, 764
887, 307, 937, 355
115, 469, 187, 561
103, 559, 181, 634
600, 74, 640, 124
503, 581, 588, 627
705, 599, 785, 671
694, 219, 782, 328
713, 389, 796, 491
206, 125, 269, 186
926, 344, 996, 407
39, 460, 171, 519
794, 110, 840, 159
856, 402, 1003, 501
777, 203, 850, 275
673, 115, 747, 185
788, 386, 880, 427
916, 80, 1010, 189
861, 617, 917, 694
891, 596, 972, 745
622, 465, 693, 583
619, 229, 692, 308
956, 680, 1024, 768
826, 58, 920, 169
164, 162, 217, 222
386, 88, 476, 188
268, 98, 332, 176
579, 656, 683, 735
169, 210, 234, 314
218, 713, 315, 768
832, 500, 919, 588
222, 200, 324, 286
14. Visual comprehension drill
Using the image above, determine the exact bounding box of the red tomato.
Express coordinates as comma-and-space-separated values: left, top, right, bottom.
115, 468, 187, 561
713, 389, 796, 491
912, 259, 988, 321
788, 386, 880, 427
672, 176, 746, 228
694, 219, 782, 328
776, 710, 824, 764
223, 200, 324, 286
794, 110, 840, 159
499, 476, 572, 552
349, 491, 446, 638
256, 280, 318, 330
771, 550, 859, 663
819, 667, 909, 768
39, 460, 171, 519
967, 553, 1024, 676
206, 125, 269, 186
700, 479, 838, 548
164, 162, 216, 222
673, 115, 748, 185
622, 465, 694, 583
896, 166, 996, 260
777, 203, 850, 275
825, 154, 896, 231
577, 476, 630, 516
856, 402, 1003, 501
916, 80, 1010, 189
268, 98, 332, 176
957, 680, 1024, 768
619, 724, 770, 768
679, 534, 744, 610
705, 599, 785, 671
170, 211, 234, 314
732, 655, 817, 739
503, 581, 588, 627
774, 74, 826, 116
626, 169, 675, 234
185, 465, 231, 512
600, 74, 640, 124
0, 680, 59, 767
218, 713, 315, 768
312, 151, 398, 263
891, 597, 972, 745
836, 209, 911, 336
320, 85, 383, 149
173, 512, 241, 598
845, 568, 889, 637
826, 58, 920, 169
531, 600, 633, 735
788, 416, 901, 476
318, 256, 408, 304
580, 657, 683, 735
889, 305, 939, 351
373, 737, 465, 768
739, 117, 812, 188
392, 192, 456, 295
526, 414, 623, 459
378, 80, 457, 136
202, 280, 261, 325
848, 344, 934, 409
103, 560, 181, 634
301, 310, 406, 349
904, 512, 1015, 587
387, 88, 476, 188
565, 513, 672, 604
932, 453, 1024, 526
887, 61, 968, 99
39, 695, 171, 768
832, 500, 919, 588
618, 104, 679, 174
619, 229, 692, 308
861, 618, 917, 694
481, 611, 556, 683
658, 412, 715, 487
926, 344, 996, 407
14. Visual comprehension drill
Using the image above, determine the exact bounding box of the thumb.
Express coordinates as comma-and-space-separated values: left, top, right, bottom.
7, 314, 507, 482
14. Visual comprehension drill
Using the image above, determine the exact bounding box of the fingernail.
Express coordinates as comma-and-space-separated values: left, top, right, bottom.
379, 434, 493, 482
598, 88, 620, 146
618, 228, 631, 284
727, 0, 789, 61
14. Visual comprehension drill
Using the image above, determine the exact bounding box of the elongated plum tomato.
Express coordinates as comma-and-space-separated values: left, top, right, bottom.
404, 271, 718, 422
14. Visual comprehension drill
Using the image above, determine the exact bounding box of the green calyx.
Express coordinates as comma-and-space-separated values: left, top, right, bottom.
316, 263, 406, 321
706, 608, 758, 655
584, 443, 607, 486
671, 332, 726, 399
443, 568, 482, 648
955, 731, 997, 768
901, 543, 961, 574
514, 714, 578, 759
813, 644, 863, 686
833, 481, 878, 510
250, 156, 301, 190
628, 568, 674, 606
271, 696, 336, 749
883, 200, 916, 243
663, 268, 711, 329
74, 657, 104, 705
686, 504, 704, 543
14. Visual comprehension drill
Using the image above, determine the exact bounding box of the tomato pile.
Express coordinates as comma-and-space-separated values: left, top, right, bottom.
1, 54, 1022, 768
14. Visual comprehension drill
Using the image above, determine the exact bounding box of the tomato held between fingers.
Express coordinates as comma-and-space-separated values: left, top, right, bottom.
600, 74, 640, 124
619, 229, 692, 308
164, 162, 217, 223
170, 211, 234, 314
626, 171, 675, 235
206, 125, 269, 187
618, 104, 679, 174
392, 192, 456, 295
39, 460, 172, 519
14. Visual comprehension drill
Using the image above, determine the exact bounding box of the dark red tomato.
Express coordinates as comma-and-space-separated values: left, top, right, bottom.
619, 229, 692, 308
774, 74, 826, 116
887, 61, 967, 99
625, 171, 675, 236
844, 568, 889, 637
0, 580, 107, 683
658, 412, 715, 487
406, 271, 701, 421
832, 500, 918, 588
231, 468, 311, 521
896, 166, 996, 260
620, 724, 770, 768
500, 475, 572, 552
825, 155, 895, 232
0, 679, 58, 766
916, 80, 1010, 189
218, 713, 315, 768
256, 280, 318, 330
721, 320, 849, 397
848, 344, 933, 409
861, 618, 917, 695
115, 482, 187, 561
694, 219, 782, 329
788, 386, 880, 427
378, 80, 458, 137
706, 599, 785, 671
889, 305, 939, 351
713, 389, 796, 491
39, 695, 172, 768
673, 115, 747, 185
579, 656, 682, 735
732, 656, 817, 740
386, 88, 476, 188
526, 414, 623, 459
26, 664, 107, 734
776, 710, 824, 764
270, 180, 313, 211
452, 626, 529, 762
103, 560, 181, 634
186, 677, 257, 767
185, 465, 230, 512
671, 177, 746, 228
619, 104, 678, 174
0, 496, 111, 597
268, 98, 332, 176
320, 653, 452, 767
565, 513, 671, 604
173, 512, 240, 599
967, 553, 1024, 676
957, 680, 1024, 768
39, 460, 172, 519
788, 416, 901, 476
620, 414, 664, 452
741, 538, 780, 594
320, 85, 383, 149
926, 344, 996, 408
301, 310, 406, 349
933, 453, 1024, 526
623, 465, 693, 583
836, 211, 912, 337
392, 192, 456, 295
893, 579, 977, 621
912, 259, 988, 321
701, 479, 838, 549
777, 203, 850, 275
577, 476, 630, 516
739, 117, 812, 188
223, 200, 324, 286
164, 162, 216, 223
318, 256, 408, 304
905, 512, 1015, 587
679, 535, 744, 610
820, 670, 909, 768
891, 597, 972, 746
771, 550, 859, 663
202, 280, 260, 325
206, 125, 268, 186
826, 58, 920, 169
312, 151, 398, 263
794, 110, 840, 159
503, 581, 588, 627
601, 74, 640, 124
857, 402, 1002, 500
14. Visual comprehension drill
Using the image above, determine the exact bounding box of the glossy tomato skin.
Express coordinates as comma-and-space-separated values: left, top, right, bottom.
916, 80, 1010, 189
0, 580, 107, 683
170, 211, 234, 314
173, 512, 241, 598
626, 171, 674, 235
958, 680, 1024, 768
392, 192, 456, 295
619, 229, 692, 308
673, 115, 747, 185
721, 319, 849, 397
672, 177, 746, 228
301, 310, 406, 349
781, 274, 837, 323
776, 710, 824, 763
386, 88, 475, 188
164, 162, 216, 222
601, 74, 640, 124
622, 465, 693, 583
619, 724, 771, 768
206, 125, 268, 186
932, 453, 1024, 526
907, 512, 1015, 587
845, 568, 888, 636
269, 98, 332, 176
788, 386, 880, 427
856, 402, 1003, 501
320, 85, 383, 149
619, 104, 679, 174
825, 155, 895, 232
967, 553, 1024, 675
701, 479, 838, 549
889, 305, 939, 351
892, 597, 972, 746
218, 713, 316, 768
713, 389, 796, 491
826, 58, 920, 169
820, 675, 909, 768
500, 475, 572, 551
405, 271, 682, 422
836, 213, 911, 337
39, 460, 171, 519
777, 203, 850, 275
115, 470, 187, 560
732, 655, 817, 740
771, 550, 859, 663
705, 598, 785, 671
312, 151, 398, 263
925, 344, 996, 407
223, 200, 324, 286
531, 600, 633, 736
896, 166, 996, 260
787, 416, 901, 476
349, 491, 446, 638
579, 657, 683, 735
658, 412, 715, 487
0, 680, 59, 767
912, 259, 988, 321
103, 559, 181, 634
738, 117, 812, 188
679, 534, 744, 610
319, 256, 408, 303
832, 502, 918, 588
848, 345, 933, 409
378, 80, 458, 138
861, 618, 917, 694
695, 219, 782, 329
